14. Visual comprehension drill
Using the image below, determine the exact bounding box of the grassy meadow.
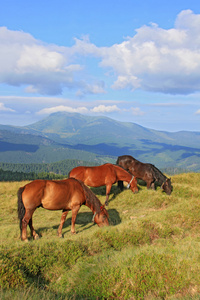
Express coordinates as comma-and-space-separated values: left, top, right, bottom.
0, 173, 200, 299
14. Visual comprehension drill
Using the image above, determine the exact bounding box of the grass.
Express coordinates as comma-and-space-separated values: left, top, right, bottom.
0, 173, 200, 299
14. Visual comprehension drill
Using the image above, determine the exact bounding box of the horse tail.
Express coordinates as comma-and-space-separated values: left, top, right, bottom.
17, 186, 26, 232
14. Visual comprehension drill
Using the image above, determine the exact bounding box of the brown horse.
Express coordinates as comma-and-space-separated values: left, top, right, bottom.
116, 155, 172, 195
68, 163, 138, 206
17, 178, 109, 241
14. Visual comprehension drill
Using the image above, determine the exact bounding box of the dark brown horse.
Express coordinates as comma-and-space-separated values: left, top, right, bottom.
68, 163, 138, 206
116, 155, 172, 195
18, 178, 109, 241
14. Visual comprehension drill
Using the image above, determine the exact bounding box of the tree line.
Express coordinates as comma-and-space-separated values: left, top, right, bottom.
0, 160, 189, 182
0, 159, 98, 181
0, 168, 65, 181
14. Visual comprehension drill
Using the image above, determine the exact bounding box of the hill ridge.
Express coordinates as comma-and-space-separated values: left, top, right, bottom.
0, 112, 200, 171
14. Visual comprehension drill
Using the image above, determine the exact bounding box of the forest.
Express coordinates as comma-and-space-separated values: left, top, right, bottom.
0, 159, 98, 181
0, 159, 189, 181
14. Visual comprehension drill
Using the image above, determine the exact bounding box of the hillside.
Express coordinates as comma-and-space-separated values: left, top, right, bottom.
0, 112, 200, 171
0, 173, 200, 299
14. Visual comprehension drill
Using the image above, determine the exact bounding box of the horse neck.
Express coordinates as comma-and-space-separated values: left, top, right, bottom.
151, 165, 167, 183
74, 178, 101, 216
85, 201, 101, 215
84, 190, 101, 215
115, 166, 132, 182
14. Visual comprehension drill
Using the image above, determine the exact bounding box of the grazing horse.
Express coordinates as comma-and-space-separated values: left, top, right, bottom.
68, 163, 138, 206
17, 178, 109, 241
116, 155, 172, 195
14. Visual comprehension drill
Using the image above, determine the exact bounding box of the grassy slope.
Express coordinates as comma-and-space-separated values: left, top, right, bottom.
0, 173, 200, 299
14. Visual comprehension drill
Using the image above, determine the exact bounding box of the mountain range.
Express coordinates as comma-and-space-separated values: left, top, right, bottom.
0, 112, 200, 172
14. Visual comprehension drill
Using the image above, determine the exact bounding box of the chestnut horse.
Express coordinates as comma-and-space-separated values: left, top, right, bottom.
116, 155, 172, 195
68, 163, 138, 206
18, 178, 109, 241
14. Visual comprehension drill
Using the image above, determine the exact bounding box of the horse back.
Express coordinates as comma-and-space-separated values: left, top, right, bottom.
69, 166, 87, 182
69, 164, 116, 187
117, 155, 136, 168
21, 179, 86, 211
117, 155, 154, 181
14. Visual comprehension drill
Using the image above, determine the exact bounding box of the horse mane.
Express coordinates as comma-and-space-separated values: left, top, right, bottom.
117, 155, 138, 164
113, 163, 132, 173
75, 179, 103, 215
149, 164, 167, 183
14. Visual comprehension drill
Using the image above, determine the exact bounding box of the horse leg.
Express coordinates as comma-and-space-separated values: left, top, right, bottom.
21, 209, 35, 242
150, 181, 156, 190
71, 205, 81, 234
57, 210, 69, 238
105, 184, 112, 206
29, 217, 39, 240
146, 179, 152, 189
117, 180, 124, 191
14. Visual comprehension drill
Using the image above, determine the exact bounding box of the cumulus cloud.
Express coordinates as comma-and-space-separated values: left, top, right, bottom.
37, 105, 88, 115
1, 10, 200, 96
195, 109, 200, 115
130, 107, 145, 116
91, 105, 120, 113
0, 102, 15, 112
38, 104, 120, 115
97, 9, 200, 94
76, 81, 105, 97
0, 27, 105, 95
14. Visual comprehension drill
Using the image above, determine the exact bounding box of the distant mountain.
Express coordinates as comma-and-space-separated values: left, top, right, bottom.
24, 112, 200, 148
0, 112, 200, 172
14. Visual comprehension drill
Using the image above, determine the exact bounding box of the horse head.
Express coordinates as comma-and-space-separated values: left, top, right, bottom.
161, 178, 173, 195
94, 205, 109, 227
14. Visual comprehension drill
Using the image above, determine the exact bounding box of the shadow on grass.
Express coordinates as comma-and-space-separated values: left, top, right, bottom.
35, 208, 121, 238
90, 184, 137, 205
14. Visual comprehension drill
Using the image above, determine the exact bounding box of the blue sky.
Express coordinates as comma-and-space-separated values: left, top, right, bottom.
0, 0, 200, 132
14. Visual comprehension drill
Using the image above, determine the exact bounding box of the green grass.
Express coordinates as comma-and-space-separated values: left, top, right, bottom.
0, 173, 200, 299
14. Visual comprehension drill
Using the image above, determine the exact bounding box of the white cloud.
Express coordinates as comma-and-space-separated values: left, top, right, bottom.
76, 82, 105, 97
37, 105, 88, 115
0, 27, 105, 95
91, 104, 120, 113
97, 10, 200, 95
0, 102, 15, 112
38, 104, 120, 115
1, 10, 200, 96
195, 109, 200, 115
130, 107, 145, 116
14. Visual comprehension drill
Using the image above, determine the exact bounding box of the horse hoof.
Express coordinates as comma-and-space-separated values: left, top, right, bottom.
71, 231, 76, 235
34, 234, 40, 240
57, 233, 63, 238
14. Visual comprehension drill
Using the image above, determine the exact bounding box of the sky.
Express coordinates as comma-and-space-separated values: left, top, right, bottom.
0, 0, 200, 132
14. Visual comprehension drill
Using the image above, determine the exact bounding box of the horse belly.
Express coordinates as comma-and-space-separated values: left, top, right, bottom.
41, 189, 84, 211
83, 177, 105, 187
41, 190, 70, 210
41, 197, 68, 210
